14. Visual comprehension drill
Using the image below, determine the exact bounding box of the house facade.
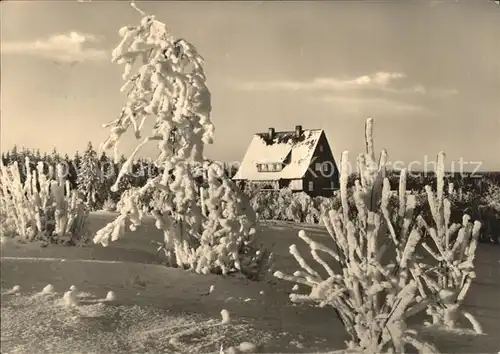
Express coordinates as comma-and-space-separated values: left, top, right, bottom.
232, 125, 339, 197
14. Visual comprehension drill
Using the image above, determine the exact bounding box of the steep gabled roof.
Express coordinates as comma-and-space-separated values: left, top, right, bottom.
233, 129, 323, 181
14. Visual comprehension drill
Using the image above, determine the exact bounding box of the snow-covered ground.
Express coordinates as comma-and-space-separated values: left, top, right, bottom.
1, 211, 500, 353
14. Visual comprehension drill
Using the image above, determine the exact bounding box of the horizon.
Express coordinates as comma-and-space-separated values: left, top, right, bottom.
3, 145, 499, 175
1, 0, 499, 171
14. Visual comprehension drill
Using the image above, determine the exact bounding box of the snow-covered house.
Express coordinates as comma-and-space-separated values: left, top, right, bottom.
232, 125, 339, 197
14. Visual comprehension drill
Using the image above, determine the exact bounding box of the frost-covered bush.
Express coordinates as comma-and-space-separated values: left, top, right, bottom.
274, 118, 487, 352
238, 181, 261, 201
102, 197, 117, 212
285, 192, 313, 223
447, 186, 476, 222
415, 153, 483, 333
116, 187, 136, 212
93, 3, 271, 280
246, 173, 499, 246
275, 118, 438, 353
247, 186, 371, 225
477, 182, 500, 243
249, 189, 276, 220
409, 181, 498, 244
116, 186, 154, 212
273, 188, 292, 220
314, 195, 336, 215
482, 181, 500, 213
0, 157, 89, 244
248, 188, 331, 224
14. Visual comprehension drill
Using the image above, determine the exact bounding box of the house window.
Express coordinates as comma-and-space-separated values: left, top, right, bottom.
315, 162, 322, 171
319, 145, 324, 153
290, 179, 303, 190
308, 181, 314, 191
257, 162, 285, 172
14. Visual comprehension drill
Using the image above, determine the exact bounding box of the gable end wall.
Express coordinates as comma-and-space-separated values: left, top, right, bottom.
302, 132, 339, 197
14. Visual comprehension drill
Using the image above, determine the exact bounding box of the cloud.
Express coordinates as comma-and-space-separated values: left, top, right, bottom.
313, 95, 433, 116
2, 32, 107, 62
429, 1, 445, 8
230, 72, 457, 117
231, 72, 457, 99
233, 71, 407, 92
409, 84, 458, 97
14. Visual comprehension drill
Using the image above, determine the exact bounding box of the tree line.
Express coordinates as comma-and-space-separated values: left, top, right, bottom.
1, 143, 242, 211
1, 142, 161, 211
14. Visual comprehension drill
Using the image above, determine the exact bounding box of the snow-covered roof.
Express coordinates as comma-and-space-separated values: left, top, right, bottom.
232, 129, 323, 181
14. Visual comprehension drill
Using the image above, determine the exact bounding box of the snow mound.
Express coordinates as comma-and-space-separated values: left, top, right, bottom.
238, 341, 259, 352
220, 309, 231, 324
3, 285, 21, 295
105, 291, 116, 301
62, 290, 79, 308
41, 284, 55, 294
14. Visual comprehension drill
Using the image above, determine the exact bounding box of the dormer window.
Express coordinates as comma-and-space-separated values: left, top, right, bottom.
257, 162, 284, 172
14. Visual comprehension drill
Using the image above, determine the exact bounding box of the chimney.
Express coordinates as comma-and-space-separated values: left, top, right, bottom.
295, 125, 302, 137
268, 127, 275, 139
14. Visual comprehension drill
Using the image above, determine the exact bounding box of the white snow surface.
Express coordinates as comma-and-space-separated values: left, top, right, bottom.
1, 212, 499, 353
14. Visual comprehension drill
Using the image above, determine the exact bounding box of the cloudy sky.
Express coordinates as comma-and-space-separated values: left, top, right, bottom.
1, 0, 499, 171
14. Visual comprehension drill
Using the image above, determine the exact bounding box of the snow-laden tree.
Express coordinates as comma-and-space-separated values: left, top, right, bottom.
66, 151, 81, 190
73, 150, 82, 170
275, 118, 439, 353
9, 145, 20, 166
77, 142, 102, 210
50, 147, 62, 165
98, 152, 115, 196
34, 149, 42, 161
93, 2, 271, 280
